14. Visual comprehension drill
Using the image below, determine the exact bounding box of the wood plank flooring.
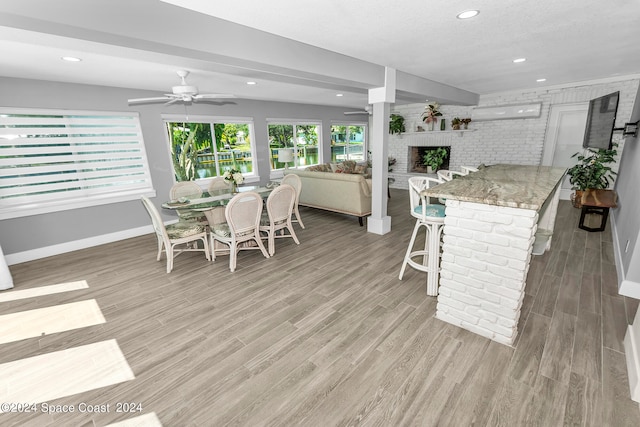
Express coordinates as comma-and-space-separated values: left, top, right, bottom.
1, 189, 639, 426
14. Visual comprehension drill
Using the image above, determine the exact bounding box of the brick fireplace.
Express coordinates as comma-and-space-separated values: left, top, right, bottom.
408, 146, 451, 173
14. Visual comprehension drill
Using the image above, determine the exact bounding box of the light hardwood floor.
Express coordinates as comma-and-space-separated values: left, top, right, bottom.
1, 189, 639, 426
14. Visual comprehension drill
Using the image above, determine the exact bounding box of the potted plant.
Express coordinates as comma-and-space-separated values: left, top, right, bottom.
423, 147, 448, 173
421, 103, 442, 131
451, 117, 461, 130
460, 118, 472, 129
566, 143, 618, 208
389, 114, 405, 134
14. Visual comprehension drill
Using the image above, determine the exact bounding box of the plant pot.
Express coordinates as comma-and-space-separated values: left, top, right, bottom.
452, 124, 461, 130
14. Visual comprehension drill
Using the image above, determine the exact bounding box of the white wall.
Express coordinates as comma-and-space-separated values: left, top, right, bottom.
390, 77, 639, 174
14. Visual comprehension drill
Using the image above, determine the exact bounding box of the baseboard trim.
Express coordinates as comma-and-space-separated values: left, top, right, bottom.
611, 215, 640, 299
625, 324, 640, 403
5, 225, 158, 266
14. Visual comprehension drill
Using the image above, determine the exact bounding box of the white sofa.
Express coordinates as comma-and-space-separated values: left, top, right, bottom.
283, 168, 372, 225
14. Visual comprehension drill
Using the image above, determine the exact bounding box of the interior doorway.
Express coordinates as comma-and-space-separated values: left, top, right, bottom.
542, 103, 589, 200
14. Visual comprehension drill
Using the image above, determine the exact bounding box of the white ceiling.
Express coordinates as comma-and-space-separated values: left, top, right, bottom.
1, 0, 639, 109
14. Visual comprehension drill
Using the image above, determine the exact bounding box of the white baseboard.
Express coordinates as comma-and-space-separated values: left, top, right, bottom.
625, 323, 640, 403
5, 224, 157, 266
611, 215, 640, 299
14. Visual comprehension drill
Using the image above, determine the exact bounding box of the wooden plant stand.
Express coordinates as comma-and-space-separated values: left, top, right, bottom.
578, 189, 617, 232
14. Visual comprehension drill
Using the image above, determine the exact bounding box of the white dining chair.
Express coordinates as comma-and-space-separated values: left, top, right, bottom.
259, 183, 300, 256
170, 181, 206, 222
281, 173, 305, 228
141, 196, 210, 273
208, 176, 230, 193
209, 191, 269, 272
399, 176, 446, 296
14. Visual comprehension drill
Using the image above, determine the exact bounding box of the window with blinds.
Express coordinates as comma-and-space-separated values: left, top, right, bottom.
0, 108, 155, 220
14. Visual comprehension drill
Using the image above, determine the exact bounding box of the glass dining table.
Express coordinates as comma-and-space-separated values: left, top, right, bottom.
162, 185, 273, 212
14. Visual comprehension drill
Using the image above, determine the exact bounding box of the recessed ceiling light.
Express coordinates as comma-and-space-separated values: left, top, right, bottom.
536, 78, 547, 82
457, 10, 479, 19
61, 56, 82, 62
336, 93, 343, 97
246, 81, 256, 85
513, 58, 526, 63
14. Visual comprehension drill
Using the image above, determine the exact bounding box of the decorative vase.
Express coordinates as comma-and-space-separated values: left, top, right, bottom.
440, 119, 446, 131
427, 120, 435, 131
230, 181, 237, 194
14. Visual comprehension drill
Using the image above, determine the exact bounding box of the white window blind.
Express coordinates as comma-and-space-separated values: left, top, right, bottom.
0, 108, 155, 220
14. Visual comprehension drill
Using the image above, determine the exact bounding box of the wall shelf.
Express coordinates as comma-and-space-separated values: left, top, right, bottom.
393, 129, 475, 136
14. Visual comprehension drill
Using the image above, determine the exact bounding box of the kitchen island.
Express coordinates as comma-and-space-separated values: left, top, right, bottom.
423, 164, 566, 346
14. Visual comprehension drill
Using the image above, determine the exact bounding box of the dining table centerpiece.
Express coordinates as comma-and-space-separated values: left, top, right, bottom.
421, 102, 443, 131
223, 168, 244, 194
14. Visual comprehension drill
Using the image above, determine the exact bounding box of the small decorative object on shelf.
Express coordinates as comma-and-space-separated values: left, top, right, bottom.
460, 118, 472, 129
421, 102, 442, 131
223, 167, 244, 194
440, 119, 446, 131
451, 117, 461, 130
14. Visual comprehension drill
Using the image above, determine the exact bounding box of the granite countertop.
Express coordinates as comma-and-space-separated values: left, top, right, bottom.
423, 164, 567, 210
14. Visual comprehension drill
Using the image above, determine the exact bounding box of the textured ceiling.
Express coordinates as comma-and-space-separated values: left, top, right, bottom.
0, 0, 639, 109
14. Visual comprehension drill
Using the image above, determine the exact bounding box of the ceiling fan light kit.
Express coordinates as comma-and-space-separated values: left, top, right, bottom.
127, 70, 235, 105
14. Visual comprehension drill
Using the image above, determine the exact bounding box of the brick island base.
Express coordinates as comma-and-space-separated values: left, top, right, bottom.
436, 200, 538, 346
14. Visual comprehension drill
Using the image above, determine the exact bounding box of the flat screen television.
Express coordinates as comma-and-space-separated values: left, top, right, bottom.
582, 91, 619, 150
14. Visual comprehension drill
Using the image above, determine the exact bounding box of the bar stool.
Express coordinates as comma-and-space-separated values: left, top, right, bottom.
399, 176, 446, 296
437, 169, 465, 182
460, 165, 479, 175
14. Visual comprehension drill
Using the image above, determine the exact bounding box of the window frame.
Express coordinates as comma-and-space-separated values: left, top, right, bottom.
0, 107, 155, 220
266, 119, 322, 173
162, 114, 258, 186
330, 121, 368, 163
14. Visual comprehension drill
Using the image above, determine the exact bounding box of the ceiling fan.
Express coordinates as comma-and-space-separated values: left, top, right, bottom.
344, 105, 372, 115
127, 70, 236, 105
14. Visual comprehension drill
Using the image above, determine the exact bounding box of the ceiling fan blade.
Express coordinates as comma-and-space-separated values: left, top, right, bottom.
194, 93, 236, 99
127, 96, 170, 104
164, 98, 181, 106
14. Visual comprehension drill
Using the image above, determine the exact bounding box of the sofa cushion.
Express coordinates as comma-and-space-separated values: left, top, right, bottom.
306, 163, 331, 172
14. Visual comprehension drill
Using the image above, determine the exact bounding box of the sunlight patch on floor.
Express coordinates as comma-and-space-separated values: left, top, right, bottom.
0, 299, 105, 344
0, 339, 135, 410
0, 280, 89, 303
106, 412, 163, 427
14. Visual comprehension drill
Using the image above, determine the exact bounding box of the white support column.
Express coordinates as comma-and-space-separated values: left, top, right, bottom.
367, 67, 396, 235
0, 244, 14, 290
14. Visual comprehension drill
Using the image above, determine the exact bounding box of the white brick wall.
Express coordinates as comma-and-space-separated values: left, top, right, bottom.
436, 199, 538, 346
389, 77, 640, 189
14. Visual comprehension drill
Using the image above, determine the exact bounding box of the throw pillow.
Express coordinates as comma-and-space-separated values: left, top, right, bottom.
336, 160, 357, 174
354, 164, 367, 175
306, 164, 323, 172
